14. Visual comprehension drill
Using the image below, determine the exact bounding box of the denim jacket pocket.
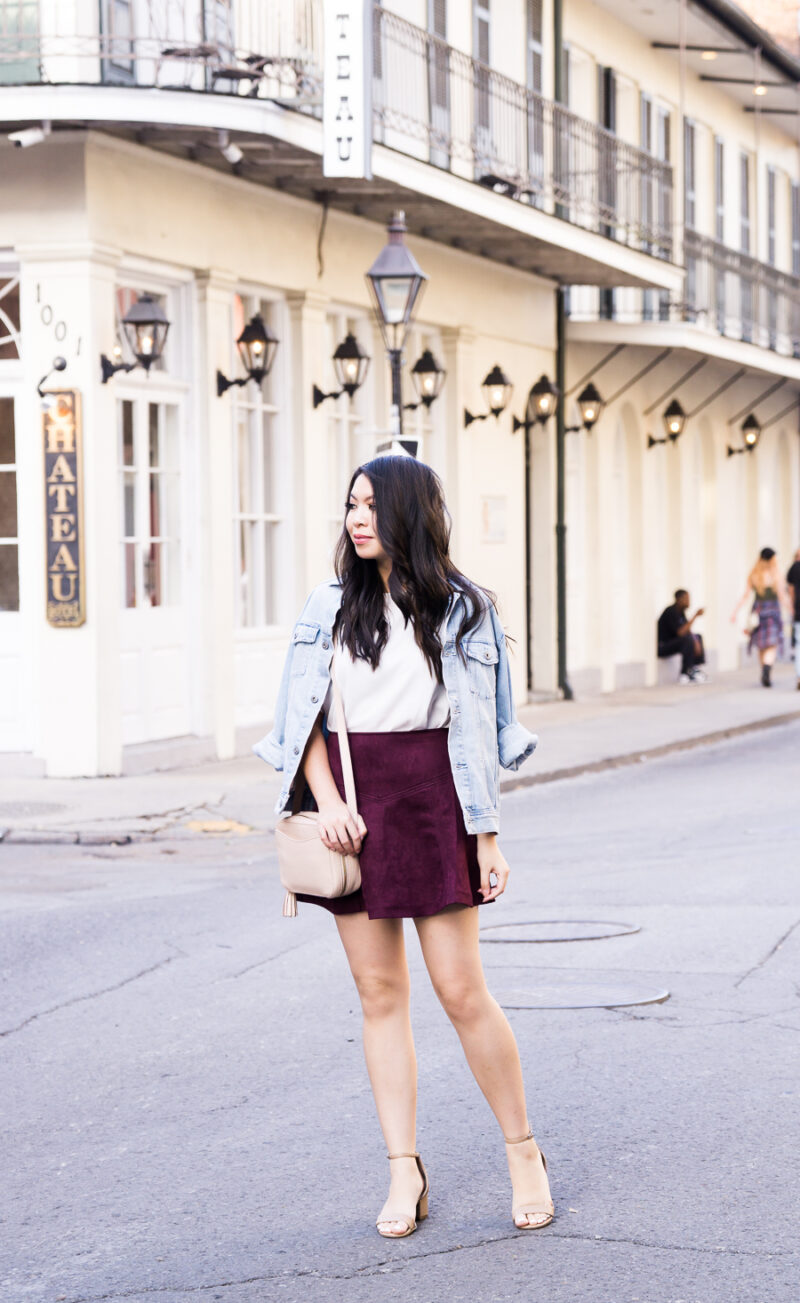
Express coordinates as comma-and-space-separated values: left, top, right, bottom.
290, 621, 320, 676
463, 639, 499, 699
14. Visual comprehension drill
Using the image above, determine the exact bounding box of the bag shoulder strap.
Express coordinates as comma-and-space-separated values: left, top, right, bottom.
330, 661, 358, 820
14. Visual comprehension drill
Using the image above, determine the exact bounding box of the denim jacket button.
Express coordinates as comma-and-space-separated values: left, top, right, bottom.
311, 695, 319, 703
322, 639, 330, 649
292, 745, 299, 755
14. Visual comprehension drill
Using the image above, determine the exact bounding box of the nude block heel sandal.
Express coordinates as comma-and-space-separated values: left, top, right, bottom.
504, 1128, 554, 1229
376, 1152, 429, 1238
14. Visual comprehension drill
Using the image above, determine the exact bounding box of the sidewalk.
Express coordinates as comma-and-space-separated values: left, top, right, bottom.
1, 665, 798, 844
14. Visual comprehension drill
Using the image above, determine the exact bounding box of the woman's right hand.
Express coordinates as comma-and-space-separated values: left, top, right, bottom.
318, 800, 367, 855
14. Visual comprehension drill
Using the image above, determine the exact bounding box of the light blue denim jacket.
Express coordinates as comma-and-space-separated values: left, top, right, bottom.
253, 579, 537, 833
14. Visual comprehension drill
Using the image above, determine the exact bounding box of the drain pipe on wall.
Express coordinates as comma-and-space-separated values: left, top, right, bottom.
553, 0, 574, 700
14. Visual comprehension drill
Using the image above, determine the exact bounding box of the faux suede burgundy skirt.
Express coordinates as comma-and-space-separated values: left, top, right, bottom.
293, 727, 489, 920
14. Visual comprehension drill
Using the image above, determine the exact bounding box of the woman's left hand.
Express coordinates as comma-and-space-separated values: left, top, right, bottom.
476, 833, 510, 901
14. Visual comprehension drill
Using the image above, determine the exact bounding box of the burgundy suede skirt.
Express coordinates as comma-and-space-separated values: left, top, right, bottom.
294, 727, 489, 920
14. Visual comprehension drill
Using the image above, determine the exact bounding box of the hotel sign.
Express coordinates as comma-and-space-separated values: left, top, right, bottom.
43, 390, 85, 627
323, 0, 373, 179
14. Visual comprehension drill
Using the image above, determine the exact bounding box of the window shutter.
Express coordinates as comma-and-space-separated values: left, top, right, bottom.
430, 0, 447, 38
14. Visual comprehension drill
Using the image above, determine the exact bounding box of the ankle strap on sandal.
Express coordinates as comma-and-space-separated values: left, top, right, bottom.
504, 1126, 534, 1145
387, 1151, 420, 1159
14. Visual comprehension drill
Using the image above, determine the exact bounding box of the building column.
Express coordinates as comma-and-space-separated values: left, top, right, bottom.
286, 291, 330, 596
195, 269, 238, 760
17, 241, 123, 777
439, 326, 473, 559
530, 415, 557, 694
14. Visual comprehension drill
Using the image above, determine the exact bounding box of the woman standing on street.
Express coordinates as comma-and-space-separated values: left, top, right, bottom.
731, 547, 791, 687
255, 455, 553, 1237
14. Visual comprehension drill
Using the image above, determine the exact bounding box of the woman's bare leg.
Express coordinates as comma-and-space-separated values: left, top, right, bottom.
335, 912, 423, 1232
414, 905, 552, 1226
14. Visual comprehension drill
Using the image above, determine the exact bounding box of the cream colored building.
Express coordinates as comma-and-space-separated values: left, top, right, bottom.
0, 0, 796, 776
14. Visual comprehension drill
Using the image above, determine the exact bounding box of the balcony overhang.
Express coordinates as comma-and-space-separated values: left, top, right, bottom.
567, 318, 800, 382
0, 84, 683, 292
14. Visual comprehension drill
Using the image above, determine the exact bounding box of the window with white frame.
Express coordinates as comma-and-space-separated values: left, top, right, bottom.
714, 137, 725, 332
740, 153, 753, 342
232, 293, 283, 629
0, 397, 18, 611
640, 94, 655, 318
427, 0, 450, 169
684, 120, 696, 230
526, 0, 542, 93
767, 166, 776, 266
714, 137, 724, 242
101, 0, 134, 82
0, 269, 21, 360
740, 152, 751, 252
766, 166, 778, 347
119, 397, 181, 609
323, 310, 373, 554
0, 0, 38, 84
473, 0, 491, 151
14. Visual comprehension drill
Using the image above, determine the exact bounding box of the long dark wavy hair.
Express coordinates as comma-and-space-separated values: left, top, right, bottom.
332, 456, 511, 681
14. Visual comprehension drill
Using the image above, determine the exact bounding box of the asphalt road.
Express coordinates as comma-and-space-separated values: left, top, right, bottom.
2, 724, 799, 1303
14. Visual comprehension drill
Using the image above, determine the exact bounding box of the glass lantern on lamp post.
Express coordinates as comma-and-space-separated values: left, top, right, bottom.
365, 211, 427, 438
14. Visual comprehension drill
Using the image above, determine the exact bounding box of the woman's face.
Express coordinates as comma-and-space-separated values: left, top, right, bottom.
346, 473, 388, 564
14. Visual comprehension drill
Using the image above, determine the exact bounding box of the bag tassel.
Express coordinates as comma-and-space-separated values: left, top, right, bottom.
282, 890, 298, 918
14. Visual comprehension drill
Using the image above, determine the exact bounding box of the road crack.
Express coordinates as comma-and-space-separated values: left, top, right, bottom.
0, 947, 185, 1039
734, 917, 800, 988
59, 1231, 796, 1300
219, 938, 315, 980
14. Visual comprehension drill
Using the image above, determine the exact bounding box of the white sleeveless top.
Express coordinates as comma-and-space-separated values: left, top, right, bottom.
322, 593, 450, 732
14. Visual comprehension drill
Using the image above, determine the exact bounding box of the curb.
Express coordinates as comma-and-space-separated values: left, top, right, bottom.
2, 708, 799, 846
498, 707, 800, 794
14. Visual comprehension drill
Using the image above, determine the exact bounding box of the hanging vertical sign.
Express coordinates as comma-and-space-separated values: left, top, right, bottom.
43, 390, 85, 627
323, 0, 373, 179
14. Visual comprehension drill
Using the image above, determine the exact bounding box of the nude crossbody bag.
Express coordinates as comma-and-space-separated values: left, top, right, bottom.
273, 663, 361, 917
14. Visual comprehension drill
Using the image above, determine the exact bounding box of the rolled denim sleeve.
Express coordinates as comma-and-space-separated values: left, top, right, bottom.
491, 604, 538, 771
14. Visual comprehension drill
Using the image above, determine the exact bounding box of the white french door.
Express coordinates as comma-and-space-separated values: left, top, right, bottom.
118, 391, 191, 744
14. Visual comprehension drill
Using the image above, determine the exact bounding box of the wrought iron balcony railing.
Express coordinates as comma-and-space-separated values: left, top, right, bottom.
569, 228, 800, 359
373, 7, 673, 259
0, 2, 672, 259
683, 229, 800, 358
0, 1, 321, 98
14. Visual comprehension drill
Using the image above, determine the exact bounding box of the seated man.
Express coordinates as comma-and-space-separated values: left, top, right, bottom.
657, 589, 707, 683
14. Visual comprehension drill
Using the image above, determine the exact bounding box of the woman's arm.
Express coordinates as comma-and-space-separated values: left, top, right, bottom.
301, 714, 366, 856
730, 586, 752, 622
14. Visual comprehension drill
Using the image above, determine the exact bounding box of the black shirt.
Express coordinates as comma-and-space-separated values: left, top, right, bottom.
787, 561, 800, 621
657, 603, 687, 645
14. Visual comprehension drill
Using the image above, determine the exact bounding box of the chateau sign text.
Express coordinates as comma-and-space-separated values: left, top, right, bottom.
323, 0, 373, 179
43, 390, 85, 627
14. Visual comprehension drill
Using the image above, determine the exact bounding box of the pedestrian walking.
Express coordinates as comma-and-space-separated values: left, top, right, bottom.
730, 547, 791, 687
656, 589, 707, 683
255, 455, 553, 1237
786, 547, 800, 691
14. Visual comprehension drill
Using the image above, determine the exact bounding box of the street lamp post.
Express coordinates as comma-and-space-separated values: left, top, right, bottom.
366, 211, 427, 440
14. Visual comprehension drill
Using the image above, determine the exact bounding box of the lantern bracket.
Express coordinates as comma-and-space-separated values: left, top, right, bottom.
217, 370, 252, 397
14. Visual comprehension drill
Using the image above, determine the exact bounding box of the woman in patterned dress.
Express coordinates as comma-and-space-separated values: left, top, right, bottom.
731, 548, 791, 687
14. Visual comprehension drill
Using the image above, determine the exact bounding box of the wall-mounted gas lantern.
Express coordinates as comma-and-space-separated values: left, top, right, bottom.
217, 312, 279, 396
313, 332, 371, 408
101, 294, 171, 384
464, 365, 514, 427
